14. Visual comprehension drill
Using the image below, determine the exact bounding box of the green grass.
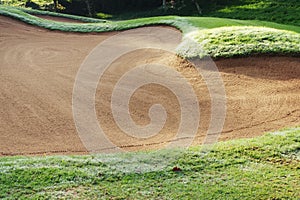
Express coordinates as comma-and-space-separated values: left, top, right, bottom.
208, 0, 300, 26
178, 26, 300, 58
108, 0, 300, 27
185, 17, 300, 33
17, 6, 106, 23
1, 127, 299, 199
0, 0, 52, 8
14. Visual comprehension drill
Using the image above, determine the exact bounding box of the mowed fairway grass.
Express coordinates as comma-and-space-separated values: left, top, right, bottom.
0, 4, 299, 199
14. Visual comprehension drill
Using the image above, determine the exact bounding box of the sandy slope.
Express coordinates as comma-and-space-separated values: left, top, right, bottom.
0, 16, 299, 155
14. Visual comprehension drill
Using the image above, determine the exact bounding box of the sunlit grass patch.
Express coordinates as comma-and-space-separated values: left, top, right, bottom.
0, 127, 299, 199
1, 0, 52, 7
178, 26, 300, 58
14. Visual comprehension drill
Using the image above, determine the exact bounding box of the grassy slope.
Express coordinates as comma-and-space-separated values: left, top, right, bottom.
178, 26, 300, 58
0, 128, 299, 199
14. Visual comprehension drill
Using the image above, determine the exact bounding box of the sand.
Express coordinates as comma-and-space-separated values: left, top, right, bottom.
0, 16, 299, 155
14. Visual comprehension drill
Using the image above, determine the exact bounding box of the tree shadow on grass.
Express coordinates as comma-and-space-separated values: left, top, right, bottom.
208, 0, 300, 26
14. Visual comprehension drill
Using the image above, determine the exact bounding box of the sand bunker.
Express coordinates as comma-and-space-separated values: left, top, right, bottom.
0, 16, 299, 155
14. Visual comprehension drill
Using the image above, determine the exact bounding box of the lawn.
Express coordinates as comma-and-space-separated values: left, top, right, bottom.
0, 127, 299, 199
208, 0, 300, 26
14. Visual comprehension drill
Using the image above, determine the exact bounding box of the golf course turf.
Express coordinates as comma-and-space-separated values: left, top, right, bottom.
0, 4, 299, 199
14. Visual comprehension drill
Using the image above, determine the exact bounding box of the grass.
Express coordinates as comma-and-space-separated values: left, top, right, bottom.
208, 0, 300, 26
178, 26, 300, 58
0, 127, 299, 199
17, 6, 106, 23
185, 17, 300, 33
0, 0, 52, 8
102, 0, 300, 27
